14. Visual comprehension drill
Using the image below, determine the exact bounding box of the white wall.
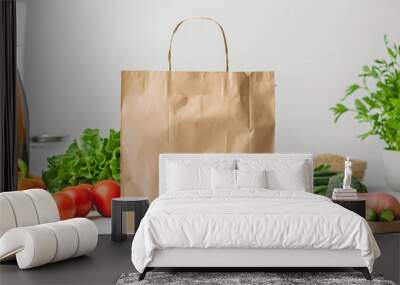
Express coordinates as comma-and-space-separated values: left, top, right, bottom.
17, 0, 400, 188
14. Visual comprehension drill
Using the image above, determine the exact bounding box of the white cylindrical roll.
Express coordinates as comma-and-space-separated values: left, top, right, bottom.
0, 218, 97, 269
43, 221, 78, 262
0, 226, 57, 269
0, 195, 17, 237
66, 218, 98, 257
17, 226, 57, 269
24, 189, 59, 223
0, 227, 22, 262
1, 192, 39, 227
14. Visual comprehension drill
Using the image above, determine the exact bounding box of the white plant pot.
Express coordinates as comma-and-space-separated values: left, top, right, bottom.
383, 149, 400, 192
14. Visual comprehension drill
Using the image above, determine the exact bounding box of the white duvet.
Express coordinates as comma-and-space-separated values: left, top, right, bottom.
131, 189, 380, 272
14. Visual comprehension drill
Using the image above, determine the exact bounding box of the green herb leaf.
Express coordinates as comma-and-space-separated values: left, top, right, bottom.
384, 35, 389, 46
358, 130, 374, 140
355, 99, 368, 114
330, 103, 349, 123
374, 59, 385, 65
387, 48, 397, 59
343, 84, 360, 99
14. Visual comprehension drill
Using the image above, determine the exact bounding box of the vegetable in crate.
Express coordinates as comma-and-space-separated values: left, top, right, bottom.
326, 173, 367, 198
379, 209, 395, 222
366, 208, 378, 222
359, 192, 400, 220
43, 128, 120, 192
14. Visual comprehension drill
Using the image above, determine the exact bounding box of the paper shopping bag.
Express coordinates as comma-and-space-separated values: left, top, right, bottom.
121, 17, 275, 199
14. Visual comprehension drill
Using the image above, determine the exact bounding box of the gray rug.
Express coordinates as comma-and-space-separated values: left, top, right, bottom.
116, 272, 396, 285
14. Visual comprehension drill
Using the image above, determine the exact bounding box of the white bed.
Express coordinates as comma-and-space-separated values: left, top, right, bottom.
131, 154, 380, 280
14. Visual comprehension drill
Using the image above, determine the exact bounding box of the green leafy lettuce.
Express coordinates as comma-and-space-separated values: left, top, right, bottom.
43, 128, 120, 192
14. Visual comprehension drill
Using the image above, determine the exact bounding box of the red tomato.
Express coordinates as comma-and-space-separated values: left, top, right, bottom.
77, 183, 93, 192
92, 180, 121, 217
62, 184, 93, 217
53, 192, 76, 220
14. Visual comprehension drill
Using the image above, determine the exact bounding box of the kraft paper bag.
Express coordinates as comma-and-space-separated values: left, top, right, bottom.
121, 17, 275, 200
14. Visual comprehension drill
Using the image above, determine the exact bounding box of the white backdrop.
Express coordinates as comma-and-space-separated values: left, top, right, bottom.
16, 0, 400, 189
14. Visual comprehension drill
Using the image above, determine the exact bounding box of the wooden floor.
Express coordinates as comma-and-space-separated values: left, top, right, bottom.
0, 235, 134, 285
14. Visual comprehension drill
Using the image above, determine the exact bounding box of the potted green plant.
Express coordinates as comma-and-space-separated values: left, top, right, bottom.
331, 35, 400, 191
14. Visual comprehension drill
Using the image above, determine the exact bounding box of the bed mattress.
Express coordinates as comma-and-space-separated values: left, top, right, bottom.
131, 189, 380, 272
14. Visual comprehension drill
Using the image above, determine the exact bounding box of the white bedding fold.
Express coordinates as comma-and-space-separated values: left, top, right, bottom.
131, 189, 380, 272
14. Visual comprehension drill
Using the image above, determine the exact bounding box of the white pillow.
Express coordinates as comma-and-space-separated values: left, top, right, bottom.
238, 159, 308, 191
167, 162, 211, 191
211, 168, 236, 189
166, 160, 236, 192
237, 169, 267, 188
267, 163, 307, 191
211, 169, 268, 190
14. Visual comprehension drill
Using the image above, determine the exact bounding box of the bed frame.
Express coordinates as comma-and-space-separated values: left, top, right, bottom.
139, 153, 371, 280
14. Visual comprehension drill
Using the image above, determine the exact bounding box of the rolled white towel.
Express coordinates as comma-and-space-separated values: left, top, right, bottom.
42, 221, 79, 262
65, 218, 98, 257
24, 189, 59, 223
0, 226, 57, 268
0, 192, 39, 227
0, 218, 98, 269
0, 196, 17, 237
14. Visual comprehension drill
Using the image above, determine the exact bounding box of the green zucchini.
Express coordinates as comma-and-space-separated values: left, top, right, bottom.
313, 176, 331, 186
314, 170, 337, 177
313, 185, 328, 195
314, 164, 331, 172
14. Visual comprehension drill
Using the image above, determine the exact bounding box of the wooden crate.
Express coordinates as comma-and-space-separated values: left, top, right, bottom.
369, 221, 400, 234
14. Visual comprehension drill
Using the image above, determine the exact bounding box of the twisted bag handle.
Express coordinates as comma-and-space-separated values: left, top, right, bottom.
168, 17, 229, 72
